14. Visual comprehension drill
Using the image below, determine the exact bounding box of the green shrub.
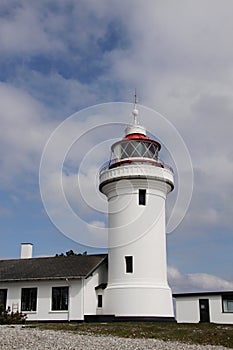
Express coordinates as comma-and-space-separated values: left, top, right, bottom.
0, 304, 27, 324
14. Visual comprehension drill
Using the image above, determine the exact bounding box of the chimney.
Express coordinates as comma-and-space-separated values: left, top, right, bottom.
20, 243, 33, 259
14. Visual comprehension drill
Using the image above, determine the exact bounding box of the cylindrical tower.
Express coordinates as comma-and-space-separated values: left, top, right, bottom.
99, 105, 174, 320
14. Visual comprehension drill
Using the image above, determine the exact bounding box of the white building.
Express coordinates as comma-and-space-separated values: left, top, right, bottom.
0, 244, 108, 322
174, 292, 233, 324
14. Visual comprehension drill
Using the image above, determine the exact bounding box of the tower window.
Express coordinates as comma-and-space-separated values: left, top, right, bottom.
139, 189, 146, 206
125, 256, 133, 273
97, 295, 103, 308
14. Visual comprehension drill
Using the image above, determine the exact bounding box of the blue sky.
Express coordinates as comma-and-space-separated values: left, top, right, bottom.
1, 0, 233, 293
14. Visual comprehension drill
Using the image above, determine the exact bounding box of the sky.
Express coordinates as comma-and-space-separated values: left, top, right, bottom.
0, 0, 233, 293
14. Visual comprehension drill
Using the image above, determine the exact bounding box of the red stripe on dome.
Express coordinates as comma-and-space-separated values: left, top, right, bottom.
124, 133, 149, 140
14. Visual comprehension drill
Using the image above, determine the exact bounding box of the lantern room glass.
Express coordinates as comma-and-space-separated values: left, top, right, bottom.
112, 140, 159, 161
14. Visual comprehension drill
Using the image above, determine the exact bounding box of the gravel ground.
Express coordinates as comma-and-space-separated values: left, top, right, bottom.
0, 325, 229, 350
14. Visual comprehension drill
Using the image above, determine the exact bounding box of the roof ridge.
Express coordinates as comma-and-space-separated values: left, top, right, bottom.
0, 253, 107, 262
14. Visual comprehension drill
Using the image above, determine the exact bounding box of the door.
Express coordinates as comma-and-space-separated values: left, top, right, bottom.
199, 299, 210, 322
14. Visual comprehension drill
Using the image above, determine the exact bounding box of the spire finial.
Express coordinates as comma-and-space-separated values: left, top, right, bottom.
132, 89, 139, 124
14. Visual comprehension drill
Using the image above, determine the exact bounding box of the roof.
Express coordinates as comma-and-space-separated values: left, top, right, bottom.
173, 291, 233, 298
95, 283, 107, 290
0, 254, 107, 282
124, 133, 161, 149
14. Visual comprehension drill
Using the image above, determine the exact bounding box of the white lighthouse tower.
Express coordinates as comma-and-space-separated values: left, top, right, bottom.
99, 101, 174, 320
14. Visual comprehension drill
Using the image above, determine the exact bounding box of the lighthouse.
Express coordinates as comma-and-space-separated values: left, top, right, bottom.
99, 101, 174, 320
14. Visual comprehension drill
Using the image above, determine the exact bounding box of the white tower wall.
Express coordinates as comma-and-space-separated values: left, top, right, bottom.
100, 165, 174, 318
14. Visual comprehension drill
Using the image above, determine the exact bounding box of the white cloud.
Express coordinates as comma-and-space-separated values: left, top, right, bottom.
12, 70, 99, 115
0, 83, 55, 189
87, 220, 107, 245
0, 2, 65, 54
168, 266, 233, 293
89, 220, 105, 228
0, 0, 124, 58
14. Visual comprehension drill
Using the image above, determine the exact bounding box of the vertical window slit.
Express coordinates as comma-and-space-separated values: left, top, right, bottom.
139, 189, 146, 206
125, 256, 133, 273
97, 295, 103, 308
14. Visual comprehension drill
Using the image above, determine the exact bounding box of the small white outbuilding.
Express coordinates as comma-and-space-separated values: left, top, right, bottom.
174, 291, 233, 324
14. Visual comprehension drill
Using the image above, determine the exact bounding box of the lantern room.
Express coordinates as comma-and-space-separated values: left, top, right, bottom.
109, 107, 162, 169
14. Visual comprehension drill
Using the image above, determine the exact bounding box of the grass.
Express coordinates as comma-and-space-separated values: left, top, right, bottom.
27, 322, 233, 348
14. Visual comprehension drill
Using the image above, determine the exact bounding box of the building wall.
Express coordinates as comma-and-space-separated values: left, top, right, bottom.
0, 264, 107, 321
84, 263, 108, 315
175, 297, 200, 323
175, 295, 233, 324
0, 279, 83, 321
209, 296, 233, 324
